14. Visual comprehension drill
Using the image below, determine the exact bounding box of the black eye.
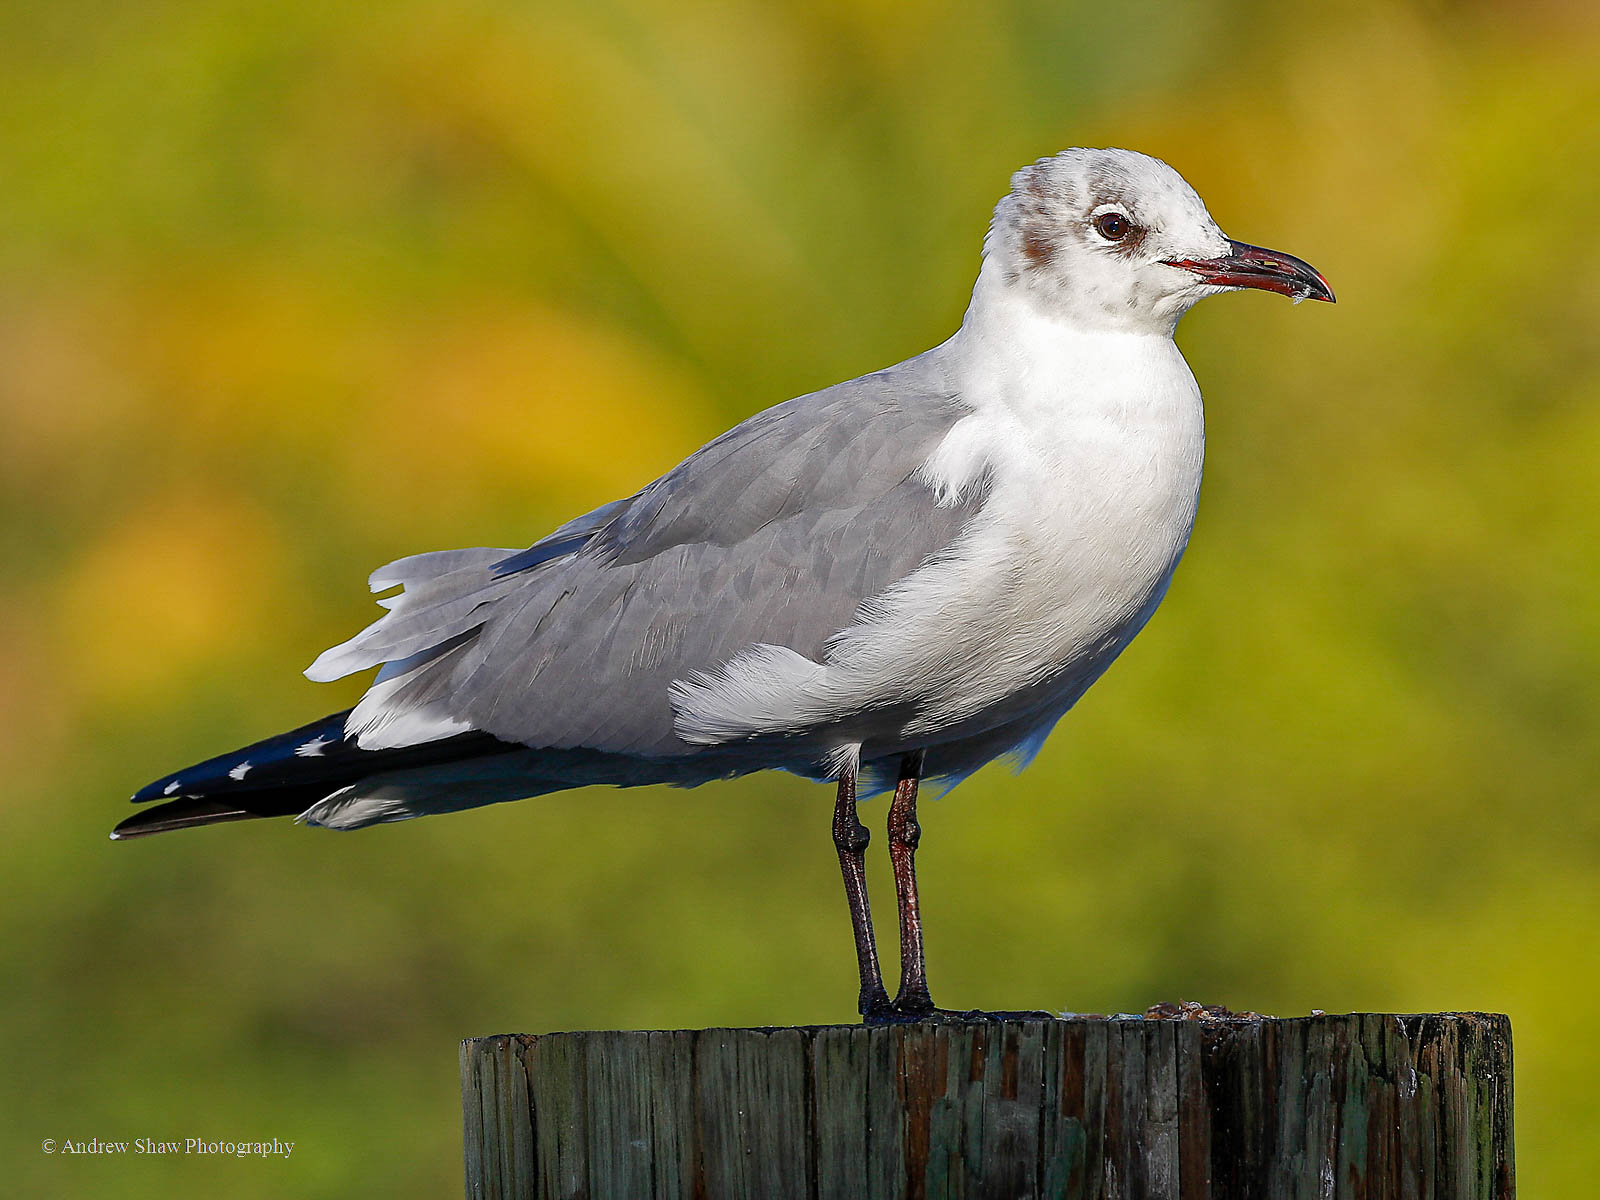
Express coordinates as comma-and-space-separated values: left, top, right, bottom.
1094, 211, 1132, 241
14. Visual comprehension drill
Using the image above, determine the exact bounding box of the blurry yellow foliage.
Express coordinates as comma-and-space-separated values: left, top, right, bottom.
345, 303, 716, 527
52, 490, 290, 706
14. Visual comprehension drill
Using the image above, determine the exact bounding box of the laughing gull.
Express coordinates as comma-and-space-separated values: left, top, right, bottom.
117, 148, 1332, 1020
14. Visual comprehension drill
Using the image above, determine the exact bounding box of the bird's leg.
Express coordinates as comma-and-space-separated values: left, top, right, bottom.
888, 749, 934, 1016
832, 764, 891, 1019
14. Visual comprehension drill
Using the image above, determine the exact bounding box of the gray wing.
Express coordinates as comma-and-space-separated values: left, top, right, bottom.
314, 360, 985, 757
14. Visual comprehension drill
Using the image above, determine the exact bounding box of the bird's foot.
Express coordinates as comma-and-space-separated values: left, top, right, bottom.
856, 986, 893, 1023
861, 1004, 1059, 1026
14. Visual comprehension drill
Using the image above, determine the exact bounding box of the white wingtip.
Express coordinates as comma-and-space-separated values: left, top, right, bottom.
368, 567, 407, 592
305, 641, 359, 683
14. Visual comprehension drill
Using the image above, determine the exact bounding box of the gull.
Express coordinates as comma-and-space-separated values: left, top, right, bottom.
116, 148, 1332, 1020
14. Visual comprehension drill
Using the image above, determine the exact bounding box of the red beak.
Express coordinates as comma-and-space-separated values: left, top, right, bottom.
1164, 240, 1335, 303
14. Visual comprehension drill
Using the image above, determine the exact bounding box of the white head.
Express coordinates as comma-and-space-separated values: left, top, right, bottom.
983, 147, 1333, 335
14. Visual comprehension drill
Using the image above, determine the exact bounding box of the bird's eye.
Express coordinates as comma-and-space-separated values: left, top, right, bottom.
1094, 211, 1133, 241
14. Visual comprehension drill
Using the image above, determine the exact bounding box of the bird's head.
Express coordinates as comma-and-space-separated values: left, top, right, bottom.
986, 147, 1333, 335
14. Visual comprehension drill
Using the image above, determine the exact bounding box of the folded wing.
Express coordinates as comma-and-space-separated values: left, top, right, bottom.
313, 363, 986, 760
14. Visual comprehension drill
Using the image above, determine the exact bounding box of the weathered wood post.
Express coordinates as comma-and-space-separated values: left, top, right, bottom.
461, 1011, 1512, 1199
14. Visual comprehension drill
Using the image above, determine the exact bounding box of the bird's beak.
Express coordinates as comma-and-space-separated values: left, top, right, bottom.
1163, 240, 1335, 303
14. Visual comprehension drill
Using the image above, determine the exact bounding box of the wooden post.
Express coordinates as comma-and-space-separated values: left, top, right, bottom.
461, 1011, 1512, 1199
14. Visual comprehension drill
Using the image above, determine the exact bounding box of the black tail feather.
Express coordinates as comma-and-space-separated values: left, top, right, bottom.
119, 710, 515, 838
111, 791, 326, 839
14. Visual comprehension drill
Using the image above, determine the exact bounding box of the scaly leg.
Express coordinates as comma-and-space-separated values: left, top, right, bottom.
888, 749, 934, 1016
832, 763, 890, 1019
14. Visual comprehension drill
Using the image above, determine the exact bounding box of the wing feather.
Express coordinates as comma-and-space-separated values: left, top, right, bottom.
319, 357, 987, 757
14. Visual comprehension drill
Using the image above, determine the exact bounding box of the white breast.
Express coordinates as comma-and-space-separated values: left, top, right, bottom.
851, 319, 1206, 738
668, 294, 1206, 758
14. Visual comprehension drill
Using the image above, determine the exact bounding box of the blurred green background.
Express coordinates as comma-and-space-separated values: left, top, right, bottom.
3, 0, 1597, 1194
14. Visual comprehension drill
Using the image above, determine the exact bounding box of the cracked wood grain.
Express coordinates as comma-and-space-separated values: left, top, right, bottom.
461, 1012, 1513, 1199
